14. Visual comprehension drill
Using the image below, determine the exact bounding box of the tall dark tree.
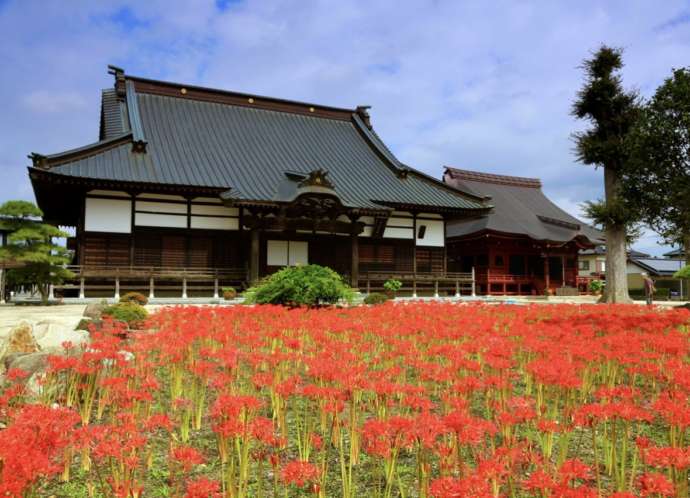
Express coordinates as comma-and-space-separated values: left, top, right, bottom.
572, 46, 641, 303
623, 68, 690, 269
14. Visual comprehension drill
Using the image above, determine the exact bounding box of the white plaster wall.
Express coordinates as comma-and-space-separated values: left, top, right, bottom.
288, 241, 309, 265
383, 226, 414, 239
137, 193, 186, 201
267, 240, 288, 266
387, 216, 414, 228
84, 198, 131, 233
191, 216, 239, 230
191, 204, 239, 216
135, 212, 187, 228
193, 196, 222, 204
416, 219, 445, 247
136, 200, 187, 214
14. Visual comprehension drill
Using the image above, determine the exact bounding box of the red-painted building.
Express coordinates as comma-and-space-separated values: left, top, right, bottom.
443, 168, 604, 296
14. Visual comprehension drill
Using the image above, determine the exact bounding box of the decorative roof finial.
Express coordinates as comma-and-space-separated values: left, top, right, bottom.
28, 152, 48, 169
356, 105, 372, 129
108, 65, 126, 98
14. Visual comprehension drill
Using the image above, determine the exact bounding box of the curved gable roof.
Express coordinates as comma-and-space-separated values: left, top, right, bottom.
444, 167, 603, 245
30, 69, 487, 215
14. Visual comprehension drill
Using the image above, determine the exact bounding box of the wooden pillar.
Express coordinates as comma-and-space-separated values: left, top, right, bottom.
366, 275, 370, 295
182, 275, 188, 299
487, 267, 491, 295
213, 275, 219, 299
249, 229, 260, 284
455, 279, 460, 298
544, 256, 550, 293
350, 233, 359, 288
149, 276, 155, 300
412, 277, 417, 298
561, 255, 566, 287
434, 279, 439, 298
79, 277, 85, 300
471, 267, 476, 297
114, 277, 120, 300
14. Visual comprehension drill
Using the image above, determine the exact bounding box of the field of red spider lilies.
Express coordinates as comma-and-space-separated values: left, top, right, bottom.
1, 303, 690, 498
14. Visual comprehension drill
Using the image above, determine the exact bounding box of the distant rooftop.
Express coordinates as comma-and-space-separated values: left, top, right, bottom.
629, 257, 684, 276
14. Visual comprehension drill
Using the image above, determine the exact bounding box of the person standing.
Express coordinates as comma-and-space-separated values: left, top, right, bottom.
642, 272, 656, 306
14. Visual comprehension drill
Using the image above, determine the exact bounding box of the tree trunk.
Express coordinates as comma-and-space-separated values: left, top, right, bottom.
602, 167, 632, 303
680, 233, 690, 300
38, 284, 49, 305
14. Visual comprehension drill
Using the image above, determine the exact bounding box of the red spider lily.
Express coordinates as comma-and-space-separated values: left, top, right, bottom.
0, 404, 80, 496
184, 477, 222, 498
0, 303, 688, 497
172, 445, 206, 472
642, 445, 690, 469
429, 475, 494, 498
638, 472, 675, 497
281, 460, 319, 488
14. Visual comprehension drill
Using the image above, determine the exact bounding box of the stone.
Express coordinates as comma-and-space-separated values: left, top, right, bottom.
0, 321, 39, 363
83, 303, 107, 320
6, 351, 51, 377
32, 321, 89, 353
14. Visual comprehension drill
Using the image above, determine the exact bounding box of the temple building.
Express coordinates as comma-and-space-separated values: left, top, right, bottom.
28, 66, 489, 298
443, 167, 604, 295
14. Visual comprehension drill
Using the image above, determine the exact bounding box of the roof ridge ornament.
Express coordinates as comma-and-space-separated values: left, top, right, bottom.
108, 65, 126, 99
356, 105, 372, 129
298, 169, 334, 190
28, 153, 48, 169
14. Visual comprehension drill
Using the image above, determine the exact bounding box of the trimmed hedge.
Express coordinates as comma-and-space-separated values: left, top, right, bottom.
103, 302, 149, 327
119, 291, 148, 306
629, 288, 671, 300
363, 292, 390, 305
244, 264, 353, 307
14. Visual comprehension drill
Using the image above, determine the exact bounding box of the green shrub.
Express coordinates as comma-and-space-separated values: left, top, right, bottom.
656, 288, 671, 300
119, 291, 148, 306
588, 279, 605, 294
244, 264, 353, 307
363, 292, 389, 305
103, 302, 148, 327
674, 265, 690, 279
629, 288, 671, 300
383, 279, 402, 294
222, 287, 237, 300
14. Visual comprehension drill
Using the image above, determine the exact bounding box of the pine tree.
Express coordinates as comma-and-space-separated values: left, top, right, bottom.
572, 46, 640, 303
0, 200, 73, 304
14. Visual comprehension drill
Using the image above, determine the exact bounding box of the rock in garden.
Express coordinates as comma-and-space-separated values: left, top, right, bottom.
32, 321, 89, 353
6, 351, 51, 377
0, 321, 40, 361
83, 303, 106, 320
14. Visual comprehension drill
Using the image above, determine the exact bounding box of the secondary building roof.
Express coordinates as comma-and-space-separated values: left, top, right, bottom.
663, 247, 685, 258
443, 167, 604, 246
629, 257, 684, 277
29, 66, 488, 224
580, 245, 650, 258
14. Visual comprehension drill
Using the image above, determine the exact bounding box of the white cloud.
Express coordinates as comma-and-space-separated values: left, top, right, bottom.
22, 91, 88, 113
1, 0, 688, 256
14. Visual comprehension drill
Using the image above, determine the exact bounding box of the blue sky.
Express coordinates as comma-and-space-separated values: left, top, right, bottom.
1, 0, 689, 255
